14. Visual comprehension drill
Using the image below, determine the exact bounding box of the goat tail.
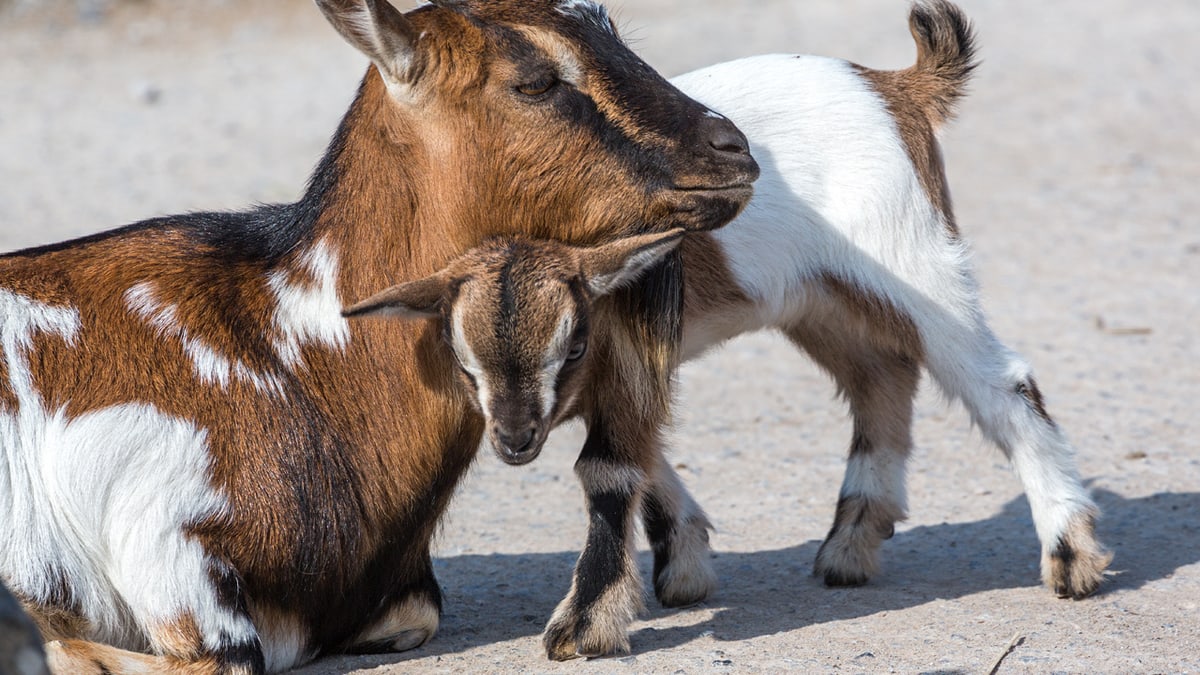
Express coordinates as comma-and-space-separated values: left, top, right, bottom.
906, 0, 978, 127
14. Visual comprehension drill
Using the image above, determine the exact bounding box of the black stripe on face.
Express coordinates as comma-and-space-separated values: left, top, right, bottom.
492, 251, 538, 417
550, 15, 706, 146
497, 253, 519, 340
490, 25, 677, 188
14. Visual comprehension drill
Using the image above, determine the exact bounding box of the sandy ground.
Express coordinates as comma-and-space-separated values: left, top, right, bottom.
2, 0, 1198, 673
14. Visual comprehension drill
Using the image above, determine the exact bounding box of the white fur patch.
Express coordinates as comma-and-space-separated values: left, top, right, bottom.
268, 240, 350, 370
0, 289, 253, 653
124, 282, 283, 395
0, 289, 80, 410
450, 301, 492, 416
251, 604, 316, 673
842, 445, 908, 511
537, 311, 575, 420
669, 55, 972, 354
556, 0, 614, 34
353, 596, 439, 650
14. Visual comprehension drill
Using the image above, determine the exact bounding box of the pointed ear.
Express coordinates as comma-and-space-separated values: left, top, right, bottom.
316, 0, 421, 88
578, 229, 686, 297
342, 274, 449, 320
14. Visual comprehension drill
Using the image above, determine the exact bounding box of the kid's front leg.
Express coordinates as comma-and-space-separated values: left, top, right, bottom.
543, 418, 646, 661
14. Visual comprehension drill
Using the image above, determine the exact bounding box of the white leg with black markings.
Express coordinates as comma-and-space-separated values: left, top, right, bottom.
922, 319, 1111, 597
784, 319, 921, 587
641, 452, 716, 607
543, 446, 645, 661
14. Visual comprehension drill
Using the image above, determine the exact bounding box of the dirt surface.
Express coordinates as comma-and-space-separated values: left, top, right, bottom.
2, 1, 1198, 673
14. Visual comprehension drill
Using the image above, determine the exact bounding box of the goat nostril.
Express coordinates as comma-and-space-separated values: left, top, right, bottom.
707, 123, 750, 156
498, 427, 535, 455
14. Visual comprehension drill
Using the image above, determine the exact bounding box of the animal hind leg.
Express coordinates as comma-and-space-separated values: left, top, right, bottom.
45, 637, 257, 675
784, 321, 921, 587
922, 318, 1111, 598
43, 582, 264, 675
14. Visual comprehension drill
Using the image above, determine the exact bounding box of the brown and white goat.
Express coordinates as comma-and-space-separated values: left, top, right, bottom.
353, 0, 1111, 660
0, 0, 756, 672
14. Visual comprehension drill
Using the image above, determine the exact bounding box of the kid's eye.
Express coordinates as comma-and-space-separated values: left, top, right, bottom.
566, 341, 587, 361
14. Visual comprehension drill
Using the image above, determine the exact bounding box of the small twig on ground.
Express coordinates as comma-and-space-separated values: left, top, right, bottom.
986, 632, 1025, 675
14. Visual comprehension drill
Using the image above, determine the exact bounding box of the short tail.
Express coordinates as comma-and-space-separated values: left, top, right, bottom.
906, 0, 978, 127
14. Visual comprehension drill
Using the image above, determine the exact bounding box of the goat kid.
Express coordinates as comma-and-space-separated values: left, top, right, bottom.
0, 0, 757, 672
346, 229, 689, 659
353, 0, 1111, 660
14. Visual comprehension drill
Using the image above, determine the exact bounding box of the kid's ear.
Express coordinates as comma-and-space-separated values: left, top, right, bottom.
342, 274, 449, 320
315, 0, 423, 91
578, 229, 686, 296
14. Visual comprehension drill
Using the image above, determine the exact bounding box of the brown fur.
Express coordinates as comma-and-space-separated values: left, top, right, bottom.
680, 233, 753, 324
784, 282, 922, 585
816, 272, 924, 358
148, 616, 205, 662
1, 1, 756, 670
45, 639, 257, 675
855, 0, 976, 235
1048, 511, 1113, 600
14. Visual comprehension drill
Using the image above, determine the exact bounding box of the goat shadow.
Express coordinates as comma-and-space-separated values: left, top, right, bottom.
297, 488, 1200, 672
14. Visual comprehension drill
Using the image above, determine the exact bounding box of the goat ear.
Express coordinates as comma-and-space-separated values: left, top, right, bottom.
316, 0, 421, 89
579, 229, 686, 297
342, 275, 448, 320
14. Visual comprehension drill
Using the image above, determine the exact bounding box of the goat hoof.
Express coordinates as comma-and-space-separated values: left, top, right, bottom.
391, 629, 432, 653
543, 618, 583, 661
813, 536, 879, 588
656, 584, 708, 609
542, 613, 631, 661
1045, 511, 1113, 599
1047, 542, 1113, 600
820, 569, 869, 587
654, 558, 717, 608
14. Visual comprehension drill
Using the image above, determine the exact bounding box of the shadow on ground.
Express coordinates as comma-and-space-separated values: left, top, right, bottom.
296, 489, 1199, 672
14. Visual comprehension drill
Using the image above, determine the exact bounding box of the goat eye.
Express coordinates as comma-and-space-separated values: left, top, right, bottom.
566, 341, 587, 362
516, 75, 558, 98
